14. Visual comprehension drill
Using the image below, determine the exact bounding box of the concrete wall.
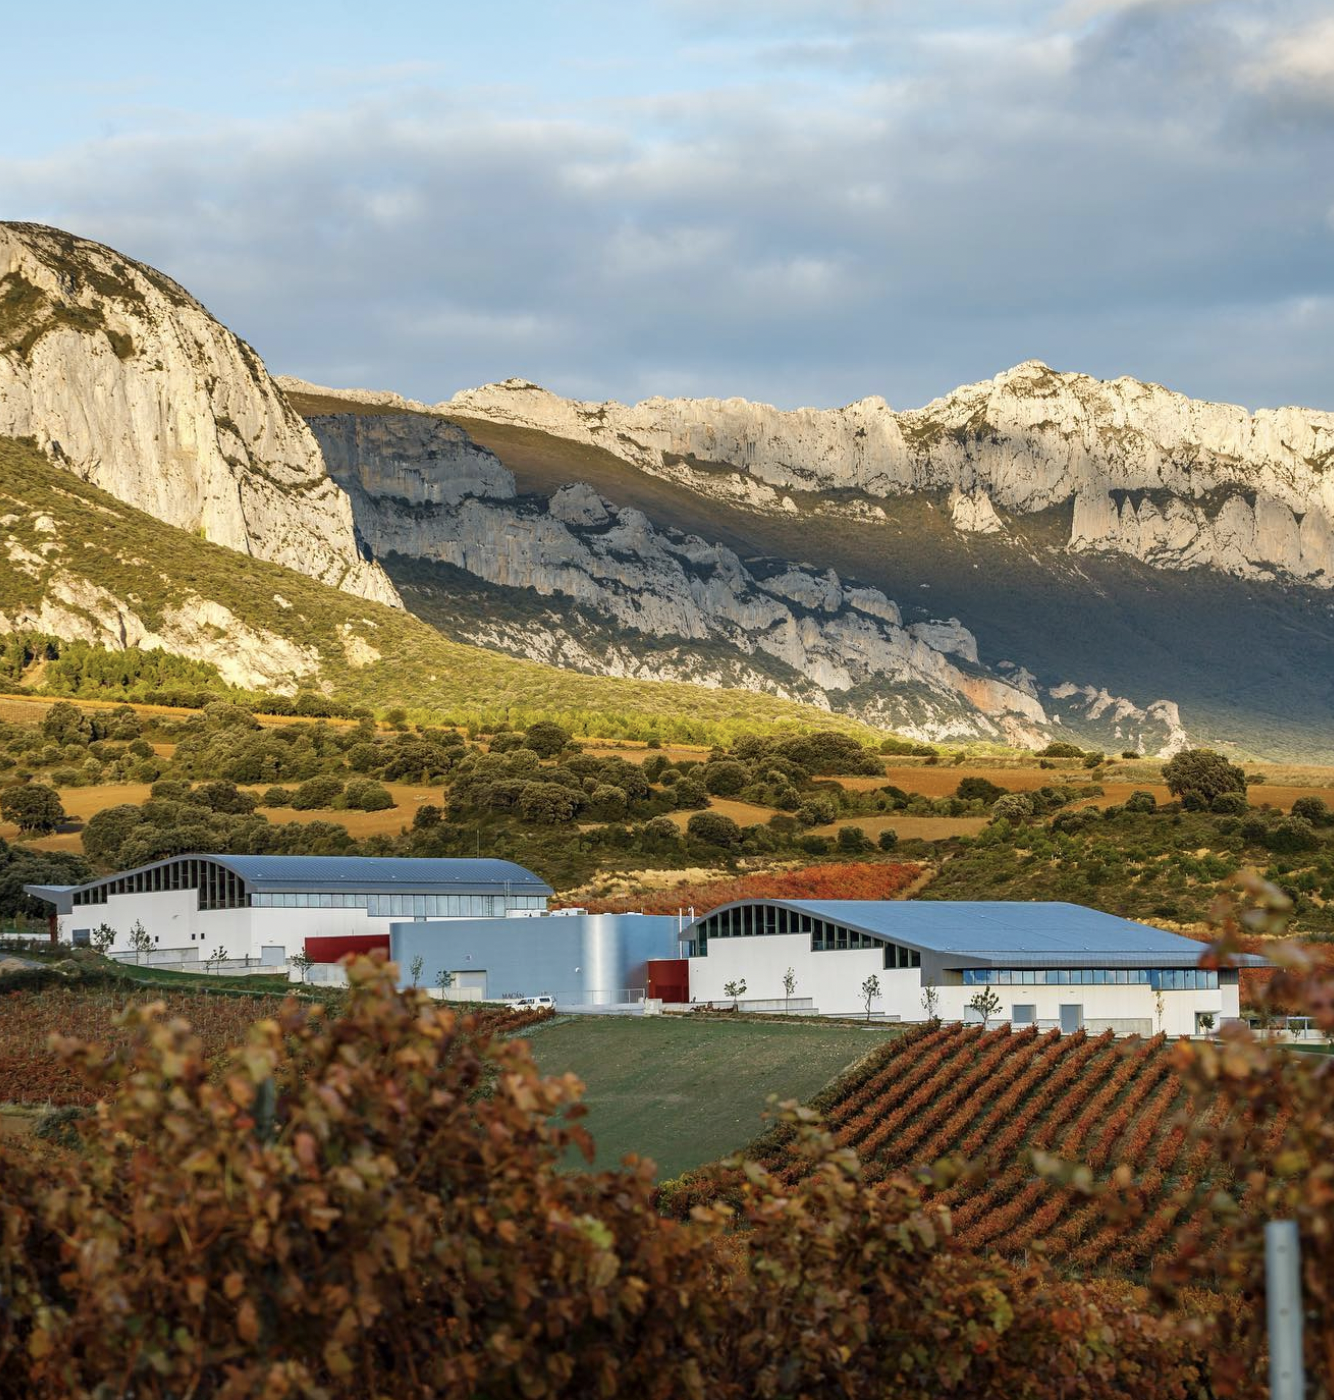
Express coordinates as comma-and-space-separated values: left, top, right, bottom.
389, 913, 681, 1005
687, 935, 1239, 1034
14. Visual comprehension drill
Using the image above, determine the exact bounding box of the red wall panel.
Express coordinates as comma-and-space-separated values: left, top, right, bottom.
305, 933, 391, 964
647, 957, 689, 1003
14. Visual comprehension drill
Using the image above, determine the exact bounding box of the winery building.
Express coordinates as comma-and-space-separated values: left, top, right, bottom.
682, 900, 1254, 1036
25, 855, 553, 967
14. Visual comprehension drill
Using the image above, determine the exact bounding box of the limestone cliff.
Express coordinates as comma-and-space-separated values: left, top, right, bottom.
311, 412, 1186, 752
0, 224, 399, 606
442, 363, 1334, 587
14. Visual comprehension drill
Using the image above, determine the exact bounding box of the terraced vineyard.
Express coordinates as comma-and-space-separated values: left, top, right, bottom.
660, 1023, 1253, 1275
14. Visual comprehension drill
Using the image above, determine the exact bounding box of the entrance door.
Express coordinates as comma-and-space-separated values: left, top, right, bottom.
1059, 1003, 1084, 1033
260, 945, 285, 967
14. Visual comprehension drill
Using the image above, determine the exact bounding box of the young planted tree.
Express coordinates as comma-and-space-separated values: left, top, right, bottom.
409, 954, 425, 988
723, 978, 747, 1011
861, 974, 881, 1022
783, 966, 796, 1015
435, 967, 455, 999
921, 985, 940, 1023
205, 945, 229, 976
287, 948, 313, 984
966, 987, 1002, 1030
91, 923, 117, 955
128, 920, 153, 966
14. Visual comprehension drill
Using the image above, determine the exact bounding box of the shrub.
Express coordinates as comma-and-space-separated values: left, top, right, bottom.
259, 786, 294, 807
1210, 791, 1248, 815
796, 794, 838, 827
672, 777, 710, 810
488, 732, 528, 754
1268, 815, 1319, 854
1161, 748, 1247, 806
1291, 795, 1331, 826
878, 829, 899, 851
0, 781, 65, 833
702, 759, 750, 796
344, 779, 395, 812
955, 777, 1005, 803
799, 834, 831, 855
517, 781, 578, 825
412, 803, 443, 830
523, 721, 572, 758
1124, 790, 1157, 813
290, 775, 346, 810
193, 780, 258, 815
1038, 742, 1084, 758
686, 811, 742, 850
837, 825, 873, 853
991, 793, 1035, 824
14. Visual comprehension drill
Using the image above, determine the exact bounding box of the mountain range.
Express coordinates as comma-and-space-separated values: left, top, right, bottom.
3, 221, 1331, 758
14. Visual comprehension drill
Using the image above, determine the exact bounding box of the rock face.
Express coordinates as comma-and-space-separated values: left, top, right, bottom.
311, 412, 1185, 752
0, 224, 399, 606
443, 362, 1334, 587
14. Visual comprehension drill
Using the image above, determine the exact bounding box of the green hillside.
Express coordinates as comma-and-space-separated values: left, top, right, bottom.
0, 436, 884, 744
524, 1015, 903, 1179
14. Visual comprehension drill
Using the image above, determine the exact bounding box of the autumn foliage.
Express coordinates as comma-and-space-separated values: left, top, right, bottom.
0, 954, 1217, 1400
577, 859, 920, 914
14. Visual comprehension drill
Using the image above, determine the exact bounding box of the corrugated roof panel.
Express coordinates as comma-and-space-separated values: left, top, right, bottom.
691, 899, 1266, 967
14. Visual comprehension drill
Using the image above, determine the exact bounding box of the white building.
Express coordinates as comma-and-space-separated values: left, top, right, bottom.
25, 855, 552, 967
683, 899, 1255, 1036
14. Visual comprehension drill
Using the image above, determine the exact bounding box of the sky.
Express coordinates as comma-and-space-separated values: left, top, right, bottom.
2, 0, 1331, 411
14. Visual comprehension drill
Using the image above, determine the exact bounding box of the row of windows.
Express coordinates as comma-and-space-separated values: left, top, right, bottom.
73, 860, 248, 911
251, 892, 518, 917
961, 967, 1220, 990
692, 905, 921, 967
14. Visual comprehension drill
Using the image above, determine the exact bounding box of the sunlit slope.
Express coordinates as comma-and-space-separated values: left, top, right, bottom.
0, 436, 882, 742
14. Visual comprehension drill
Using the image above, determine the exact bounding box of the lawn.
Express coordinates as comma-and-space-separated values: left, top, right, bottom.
525, 1014, 903, 1179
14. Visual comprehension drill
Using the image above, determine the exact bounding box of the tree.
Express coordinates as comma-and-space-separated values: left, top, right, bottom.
1291, 795, 1331, 826
128, 920, 153, 966
878, 829, 899, 852
0, 782, 65, 835
966, 987, 1001, 1029
861, 974, 881, 1022
204, 944, 228, 975
783, 966, 796, 1015
287, 948, 313, 984
409, 954, 425, 988
723, 978, 747, 1011
1161, 748, 1247, 808
1153, 986, 1165, 1033
837, 825, 873, 854
91, 923, 116, 954
702, 760, 750, 796
921, 985, 940, 1023
435, 967, 455, 998
956, 777, 1005, 804
1196, 1010, 1215, 1036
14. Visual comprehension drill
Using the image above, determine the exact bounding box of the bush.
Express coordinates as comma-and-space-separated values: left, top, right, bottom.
672, 777, 710, 810
796, 795, 838, 827
1124, 790, 1157, 813
955, 777, 1005, 804
837, 825, 873, 853
1291, 795, 1331, 826
1268, 815, 1319, 854
1161, 748, 1247, 806
523, 721, 572, 758
702, 759, 750, 796
686, 811, 742, 850
193, 780, 258, 815
344, 780, 395, 812
517, 781, 578, 825
990, 793, 1035, 824
877, 829, 899, 851
488, 732, 528, 754
259, 786, 294, 808
1037, 742, 1084, 758
0, 781, 65, 834
1210, 791, 1248, 815
290, 775, 346, 810
799, 835, 831, 855
412, 803, 443, 830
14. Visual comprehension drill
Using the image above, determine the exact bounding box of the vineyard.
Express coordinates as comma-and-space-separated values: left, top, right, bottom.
576, 860, 922, 915
659, 1022, 1252, 1275
0, 987, 552, 1106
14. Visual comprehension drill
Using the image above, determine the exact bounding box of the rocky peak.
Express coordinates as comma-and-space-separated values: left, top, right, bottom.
0, 224, 398, 606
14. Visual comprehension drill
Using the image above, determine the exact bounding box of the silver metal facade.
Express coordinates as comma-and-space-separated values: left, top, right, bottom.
388, 913, 681, 1006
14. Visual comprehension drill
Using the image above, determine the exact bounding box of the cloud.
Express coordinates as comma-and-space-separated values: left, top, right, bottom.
3, 1, 1330, 414
1245, 16, 1334, 103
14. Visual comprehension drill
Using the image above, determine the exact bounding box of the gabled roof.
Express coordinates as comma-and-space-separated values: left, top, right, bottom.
690, 898, 1266, 969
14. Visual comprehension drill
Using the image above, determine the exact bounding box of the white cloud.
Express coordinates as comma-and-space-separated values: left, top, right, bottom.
1245, 16, 1334, 101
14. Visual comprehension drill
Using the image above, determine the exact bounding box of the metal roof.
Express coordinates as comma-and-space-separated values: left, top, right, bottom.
27, 855, 552, 902
689, 899, 1266, 969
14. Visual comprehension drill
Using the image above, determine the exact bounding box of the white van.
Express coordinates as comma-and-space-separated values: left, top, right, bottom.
505, 995, 555, 1011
